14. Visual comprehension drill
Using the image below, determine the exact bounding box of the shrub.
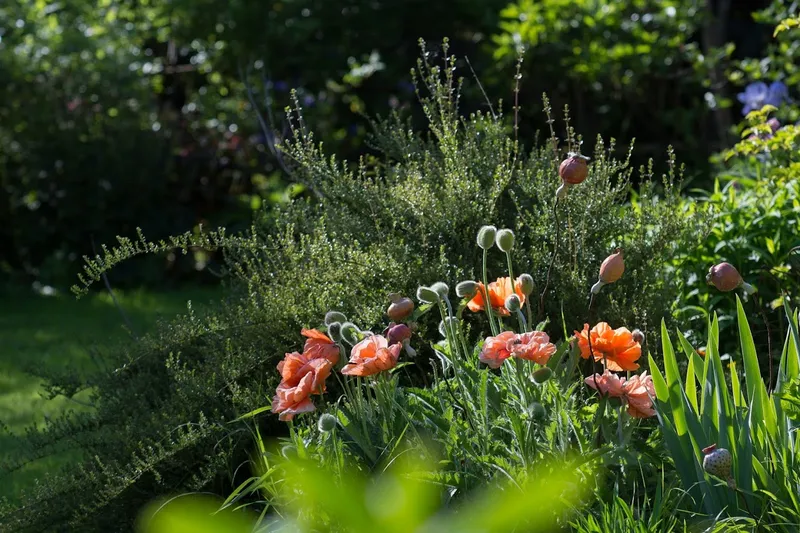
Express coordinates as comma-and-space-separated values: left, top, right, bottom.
1, 45, 701, 531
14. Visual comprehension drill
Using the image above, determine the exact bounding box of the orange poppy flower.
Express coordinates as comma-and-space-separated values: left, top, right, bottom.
622, 371, 656, 418
467, 277, 526, 316
301, 328, 340, 365
584, 370, 625, 398
272, 357, 333, 421
510, 331, 557, 365
342, 335, 402, 377
574, 322, 641, 371
479, 331, 516, 369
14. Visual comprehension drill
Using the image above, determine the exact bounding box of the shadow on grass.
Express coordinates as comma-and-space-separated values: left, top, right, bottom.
0, 285, 223, 501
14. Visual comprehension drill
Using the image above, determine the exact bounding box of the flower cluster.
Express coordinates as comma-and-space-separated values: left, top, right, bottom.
272, 329, 339, 421
574, 322, 642, 371
584, 370, 656, 418
480, 330, 556, 369
737, 81, 789, 115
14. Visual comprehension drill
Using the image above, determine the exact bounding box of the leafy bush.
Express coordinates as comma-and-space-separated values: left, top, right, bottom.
1, 46, 700, 531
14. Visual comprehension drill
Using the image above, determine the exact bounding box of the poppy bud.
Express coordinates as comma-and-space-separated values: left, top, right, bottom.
532, 367, 553, 384
325, 311, 347, 325
387, 296, 414, 321
340, 322, 361, 345
327, 322, 343, 343
631, 329, 644, 344
317, 413, 337, 433
456, 280, 480, 298
416, 286, 440, 304
477, 225, 497, 250
387, 323, 412, 345
505, 294, 521, 313
592, 249, 624, 294
496, 229, 515, 252
518, 274, 535, 296
706, 262, 755, 294
559, 154, 589, 185
431, 282, 450, 299
438, 317, 459, 338
528, 402, 546, 420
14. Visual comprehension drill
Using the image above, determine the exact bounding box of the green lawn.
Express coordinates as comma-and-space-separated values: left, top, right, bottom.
0, 285, 223, 501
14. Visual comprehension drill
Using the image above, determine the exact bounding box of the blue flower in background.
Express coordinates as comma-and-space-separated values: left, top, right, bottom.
737, 81, 789, 115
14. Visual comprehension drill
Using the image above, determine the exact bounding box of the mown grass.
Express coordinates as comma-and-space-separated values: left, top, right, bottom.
0, 285, 223, 501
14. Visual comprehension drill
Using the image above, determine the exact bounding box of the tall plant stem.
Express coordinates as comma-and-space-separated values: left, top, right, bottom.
538, 197, 561, 321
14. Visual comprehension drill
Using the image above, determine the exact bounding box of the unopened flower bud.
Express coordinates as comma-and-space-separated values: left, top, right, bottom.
456, 280, 480, 298
386, 323, 412, 345
327, 322, 343, 343
518, 274, 535, 296
340, 322, 361, 345
706, 262, 745, 292
318, 413, 337, 433
431, 282, 450, 299
387, 295, 414, 321
416, 286, 440, 304
599, 249, 625, 283
558, 154, 589, 185
532, 367, 553, 384
438, 317, 459, 338
631, 329, 644, 344
702, 444, 733, 486
325, 311, 347, 325
477, 225, 497, 250
528, 402, 546, 420
504, 294, 521, 313
496, 229, 515, 252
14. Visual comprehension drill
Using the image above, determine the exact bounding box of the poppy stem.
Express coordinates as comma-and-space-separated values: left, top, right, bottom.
482, 248, 499, 336
538, 197, 561, 321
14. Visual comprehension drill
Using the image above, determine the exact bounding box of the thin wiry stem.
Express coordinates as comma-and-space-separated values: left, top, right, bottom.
538, 197, 561, 321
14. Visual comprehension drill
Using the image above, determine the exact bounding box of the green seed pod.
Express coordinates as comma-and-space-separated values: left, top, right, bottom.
324, 311, 347, 326
496, 229, 515, 252
477, 225, 497, 250
317, 413, 337, 433
456, 280, 480, 298
532, 367, 553, 384
416, 286, 440, 304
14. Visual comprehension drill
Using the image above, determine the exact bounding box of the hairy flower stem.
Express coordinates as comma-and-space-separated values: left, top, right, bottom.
482, 249, 499, 335
752, 292, 773, 393
516, 309, 528, 333
538, 197, 561, 321
505, 251, 515, 289
586, 292, 605, 393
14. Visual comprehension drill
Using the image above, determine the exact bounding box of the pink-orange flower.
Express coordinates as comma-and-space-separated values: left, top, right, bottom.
510, 331, 556, 365
301, 328, 340, 365
584, 370, 625, 397
467, 277, 526, 316
342, 335, 402, 377
584, 370, 655, 418
574, 322, 641, 371
479, 331, 517, 368
622, 371, 656, 418
272, 355, 333, 421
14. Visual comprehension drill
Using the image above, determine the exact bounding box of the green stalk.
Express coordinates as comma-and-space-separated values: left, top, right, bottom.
482, 248, 498, 336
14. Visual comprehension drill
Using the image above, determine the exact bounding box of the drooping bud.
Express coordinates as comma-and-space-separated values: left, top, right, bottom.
340, 322, 361, 345
702, 444, 733, 486
518, 274, 535, 296
631, 329, 645, 345
532, 367, 553, 384
706, 262, 755, 294
559, 154, 589, 185
430, 282, 450, 299
318, 413, 337, 433
592, 249, 625, 294
528, 402, 546, 420
504, 294, 521, 313
386, 323, 412, 345
456, 280, 480, 298
496, 229, 516, 252
327, 322, 343, 343
387, 295, 414, 321
416, 286, 440, 304
477, 225, 497, 250
325, 311, 347, 326
438, 317, 459, 338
